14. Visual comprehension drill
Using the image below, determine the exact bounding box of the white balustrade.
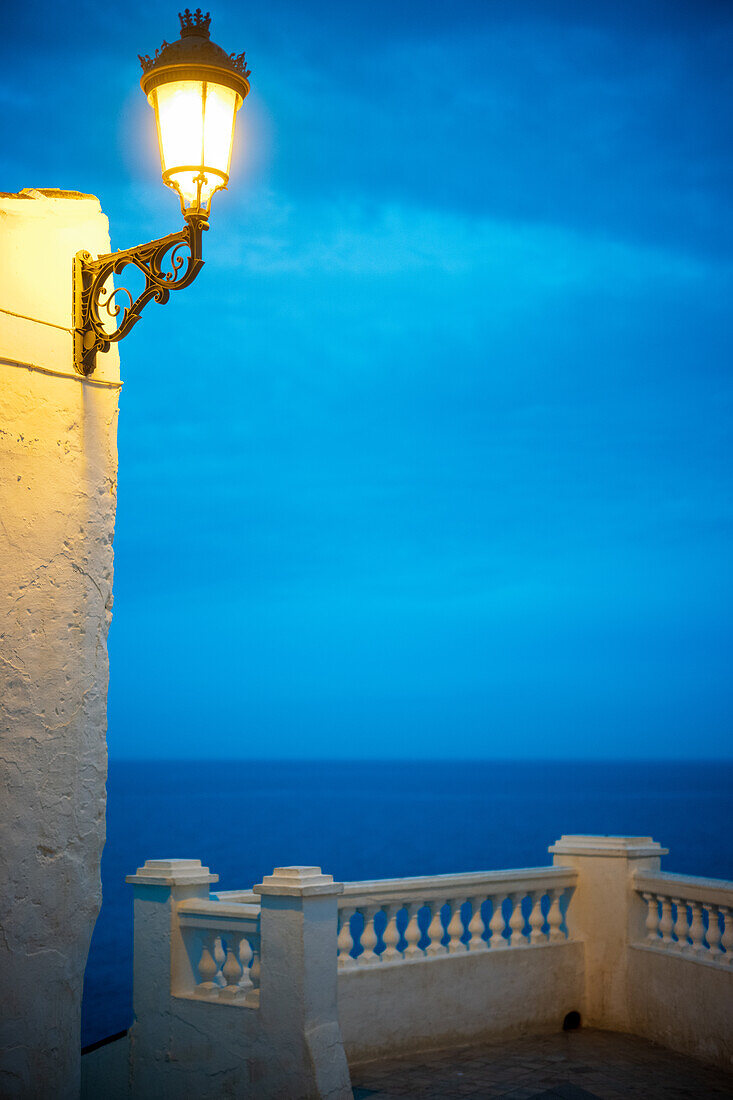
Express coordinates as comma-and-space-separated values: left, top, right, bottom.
118, 846, 733, 1096
337, 867, 577, 969
634, 871, 733, 968
175, 898, 261, 1005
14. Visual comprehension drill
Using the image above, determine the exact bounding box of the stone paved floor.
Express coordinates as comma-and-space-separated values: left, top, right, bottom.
350, 1029, 733, 1099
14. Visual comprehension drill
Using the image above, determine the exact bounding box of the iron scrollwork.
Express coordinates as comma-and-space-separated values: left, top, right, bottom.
73, 214, 207, 375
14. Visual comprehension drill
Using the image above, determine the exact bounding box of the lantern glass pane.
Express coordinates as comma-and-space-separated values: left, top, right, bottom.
203, 83, 238, 176
156, 79, 204, 179
152, 78, 239, 211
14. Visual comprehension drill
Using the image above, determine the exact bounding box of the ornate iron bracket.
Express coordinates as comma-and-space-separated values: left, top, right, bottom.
73, 214, 208, 376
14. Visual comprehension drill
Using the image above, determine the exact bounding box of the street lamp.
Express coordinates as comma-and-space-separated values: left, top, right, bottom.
73, 8, 250, 376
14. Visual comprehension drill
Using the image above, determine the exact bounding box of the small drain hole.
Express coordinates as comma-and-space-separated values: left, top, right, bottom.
563, 1010, 581, 1031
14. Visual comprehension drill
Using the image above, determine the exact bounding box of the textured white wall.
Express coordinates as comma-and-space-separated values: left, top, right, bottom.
628, 947, 733, 1069
338, 941, 585, 1063
0, 190, 120, 1099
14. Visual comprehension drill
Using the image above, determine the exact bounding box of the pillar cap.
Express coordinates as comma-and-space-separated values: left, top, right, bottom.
255, 866, 344, 897
125, 858, 219, 886
549, 835, 668, 859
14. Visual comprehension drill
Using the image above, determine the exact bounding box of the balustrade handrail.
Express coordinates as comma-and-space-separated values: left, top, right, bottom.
177, 897, 261, 935
633, 870, 733, 908
211, 890, 260, 904
340, 865, 577, 907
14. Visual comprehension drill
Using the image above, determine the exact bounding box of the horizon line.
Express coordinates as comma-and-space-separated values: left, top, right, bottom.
105, 755, 733, 764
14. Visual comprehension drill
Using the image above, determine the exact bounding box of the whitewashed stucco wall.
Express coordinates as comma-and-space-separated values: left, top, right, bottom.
627, 947, 733, 1068
0, 190, 120, 1099
338, 941, 585, 1063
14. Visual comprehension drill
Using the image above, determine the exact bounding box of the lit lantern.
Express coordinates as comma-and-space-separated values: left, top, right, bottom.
139, 8, 251, 216
73, 8, 251, 376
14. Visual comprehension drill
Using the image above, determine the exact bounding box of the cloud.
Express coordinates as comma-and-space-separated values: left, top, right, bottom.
249, 3, 733, 261
217, 189, 716, 291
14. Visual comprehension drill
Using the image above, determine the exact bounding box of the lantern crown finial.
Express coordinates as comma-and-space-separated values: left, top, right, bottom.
138, 44, 168, 74
179, 8, 211, 38
138, 11, 250, 88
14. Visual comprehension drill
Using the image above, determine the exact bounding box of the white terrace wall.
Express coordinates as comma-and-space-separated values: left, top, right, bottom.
550, 837, 733, 1071
83, 839, 733, 1099
0, 190, 120, 1099
628, 944, 733, 1067
82, 863, 353, 1100
337, 868, 584, 1063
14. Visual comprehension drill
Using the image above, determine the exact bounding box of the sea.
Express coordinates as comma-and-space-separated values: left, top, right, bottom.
81, 759, 733, 1047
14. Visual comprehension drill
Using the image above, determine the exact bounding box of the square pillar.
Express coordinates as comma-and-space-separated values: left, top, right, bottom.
549, 835, 667, 1031
255, 867, 352, 1099
125, 859, 218, 1098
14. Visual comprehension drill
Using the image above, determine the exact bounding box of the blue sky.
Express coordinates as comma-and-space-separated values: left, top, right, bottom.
4, 0, 733, 757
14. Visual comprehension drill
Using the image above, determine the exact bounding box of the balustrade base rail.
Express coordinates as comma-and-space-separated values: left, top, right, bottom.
629, 941, 733, 974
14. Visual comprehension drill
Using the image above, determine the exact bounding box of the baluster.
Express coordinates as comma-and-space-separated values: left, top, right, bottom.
195, 933, 220, 997
508, 892, 527, 947
426, 899, 447, 956
447, 898, 467, 953
658, 896, 674, 945
689, 901, 706, 955
382, 904, 402, 962
213, 935, 227, 987
488, 894, 507, 949
358, 906, 380, 966
337, 906, 357, 970
529, 891, 545, 945
547, 889, 564, 943
705, 904, 722, 957
671, 898, 689, 951
238, 935, 253, 992
642, 892, 659, 943
468, 896, 487, 952
247, 941, 261, 1006
220, 938, 244, 999
719, 906, 733, 964
403, 902, 423, 959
